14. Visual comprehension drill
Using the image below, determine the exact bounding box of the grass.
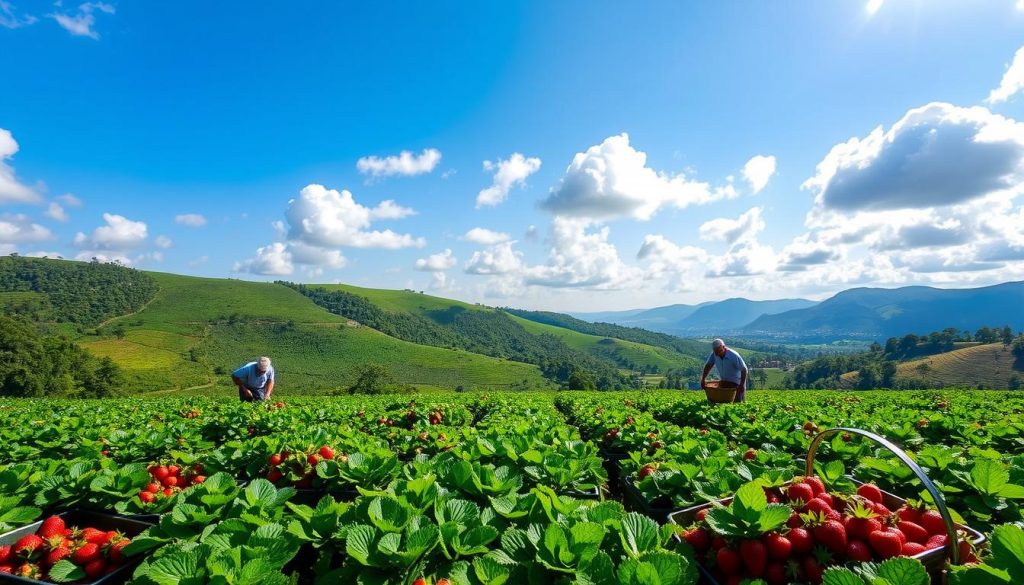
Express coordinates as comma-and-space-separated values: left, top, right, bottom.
509, 315, 702, 373
314, 283, 484, 315
73, 273, 552, 394
895, 343, 1023, 388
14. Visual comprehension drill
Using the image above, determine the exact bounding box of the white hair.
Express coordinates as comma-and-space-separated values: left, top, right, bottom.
258, 356, 272, 368
712, 338, 725, 349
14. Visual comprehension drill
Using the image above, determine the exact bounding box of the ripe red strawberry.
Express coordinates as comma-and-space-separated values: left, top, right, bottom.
764, 562, 787, 585
787, 512, 803, 528
682, 527, 709, 552
897, 505, 922, 524
743, 448, 757, 461
845, 502, 882, 540
787, 483, 815, 507
266, 468, 284, 483
412, 579, 427, 585
319, 446, 335, 460
805, 477, 826, 496
45, 546, 70, 567
716, 547, 741, 575
814, 519, 847, 554
711, 536, 727, 550
898, 521, 929, 544
902, 542, 927, 556
920, 510, 946, 536
696, 508, 709, 522
958, 539, 979, 563
81, 527, 106, 544
152, 466, 170, 480
161, 475, 178, 488
145, 483, 161, 494
192, 475, 206, 484
307, 454, 320, 466
789, 527, 814, 554
740, 539, 767, 577
0, 545, 10, 564
167, 465, 180, 476
869, 528, 903, 559
925, 534, 948, 549
162, 488, 174, 497
12, 535, 44, 560
37, 516, 66, 539
871, 502, 892, 518
84, 558, 107, 578
139, 491, 155, 503
846, 539, 872, 561
857, 483, 884, 504
802, 556, 825, 584
72, 542, 101, 565
108, 539, 131, 563
806, 499, 840, 521
765, 532, 792, 561
0, 565, 11, 573
815, 492, 835, 508
638, 464, 656, 480
437, 580, 451, 585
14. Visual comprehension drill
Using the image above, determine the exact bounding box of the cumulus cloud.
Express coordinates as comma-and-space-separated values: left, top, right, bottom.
776, 236, 841, 272
987, 46, 1024, 104
0, 2, 37, 28
699, 207, 765, 246
540, 134, 737, 220
287, 241, 347, 270
0, 213, 52, 244
462, 227, 510, 245
285, 184, 424, 249
175, 213, 207, 227
45, 202, 69, 222
522, 218, 640, 288
356, 148, 441, 178
804, 102, 1024, 214
57, 193, 82, 207
415, 249, 457, 271
73, 213, 148, 250
741, 155, 777, 194
636, 234, 709, 290
476, 153, 542, 208
155, 235, 173, 249
465, 241, 524, 275
0, 128, 40, 204
233, 243, 293, 276
367, 200, 416, 220
48, 2, 114, 40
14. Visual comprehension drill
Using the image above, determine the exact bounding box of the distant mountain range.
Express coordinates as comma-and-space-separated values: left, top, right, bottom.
572, 298, 815, 336
573, 282, 1024, 342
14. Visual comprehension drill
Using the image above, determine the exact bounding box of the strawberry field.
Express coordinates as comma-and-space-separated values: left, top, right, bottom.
0, 390, 1022, 585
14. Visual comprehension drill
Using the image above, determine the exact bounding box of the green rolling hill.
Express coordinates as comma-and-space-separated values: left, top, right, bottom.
838, 343, 1024, 389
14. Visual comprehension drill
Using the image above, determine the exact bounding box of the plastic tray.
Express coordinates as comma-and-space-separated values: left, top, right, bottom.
0, 509, 155, 584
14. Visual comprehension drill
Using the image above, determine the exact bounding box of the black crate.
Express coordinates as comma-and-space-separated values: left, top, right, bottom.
0, 509, 154, 585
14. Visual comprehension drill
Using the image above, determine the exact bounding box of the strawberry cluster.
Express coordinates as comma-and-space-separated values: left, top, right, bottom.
0, 516, 132, 581
265, 445, 346, 488
681, 478, 979, 585
137, 463, 206, 504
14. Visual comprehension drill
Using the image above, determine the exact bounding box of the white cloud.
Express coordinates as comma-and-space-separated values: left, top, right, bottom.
523, 218, 640, 288
368, 200, 417, 220
476, 153, 542, 208
430, 272, 449, 290
24, 250, 63, 259
73, 213, 148, 250
0, 213, 52, 244
698, 207, 765, 246
804, 102, 1024, 214
287, 241, 347, 270
777, 236, 841, 272
987, 46, 1024, 104
415, 249, 457, 272
48, 2, 114, 40
741, 155, 777, 194
465, 241, 524, 275
540, 133, 737, 220
233, 242, 293, 276
175, 213, 207, 227
0, 128, 40, 204
636, 234, 709, 290
45, 202, 69, 222
57, 193, 82, 207
462, 227, 510, 245
0, 2, 37, 28
155, 235, 173, 249
285, 184, 424, 249
356, 148, 441, 178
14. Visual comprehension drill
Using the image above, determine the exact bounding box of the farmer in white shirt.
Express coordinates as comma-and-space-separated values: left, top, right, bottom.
700, 338, 749, 403
232, 356, 275, 402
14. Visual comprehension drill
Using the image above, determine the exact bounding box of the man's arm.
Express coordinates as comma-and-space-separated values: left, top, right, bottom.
232, 374, 253, 400
739, 366, 748, 390
264, 379, 275, 398
700, 363, 714, 389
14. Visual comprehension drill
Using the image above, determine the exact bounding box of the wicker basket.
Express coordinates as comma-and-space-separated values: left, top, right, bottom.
668, 427, 985, 584
703, 380, 738, 404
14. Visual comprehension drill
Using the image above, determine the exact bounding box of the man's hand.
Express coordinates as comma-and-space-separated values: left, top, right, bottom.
700, 378, 707, 390
244, 388, 254, 400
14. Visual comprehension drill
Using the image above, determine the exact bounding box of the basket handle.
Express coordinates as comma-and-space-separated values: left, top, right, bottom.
805, 427, 961, 565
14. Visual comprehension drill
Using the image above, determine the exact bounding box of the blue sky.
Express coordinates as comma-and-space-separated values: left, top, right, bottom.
3, 1, 1024, 311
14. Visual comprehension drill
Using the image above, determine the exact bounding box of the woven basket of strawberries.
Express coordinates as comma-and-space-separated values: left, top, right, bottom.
0, 510, 153, 584
669, 427, 985, 585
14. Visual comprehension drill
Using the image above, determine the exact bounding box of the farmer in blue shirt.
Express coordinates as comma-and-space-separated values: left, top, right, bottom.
232, 356, 275, 402
700, 338, 749, 402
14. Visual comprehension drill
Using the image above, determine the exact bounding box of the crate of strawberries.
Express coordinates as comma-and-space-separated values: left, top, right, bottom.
669, 427, 984, 585
0, 509, 153, 584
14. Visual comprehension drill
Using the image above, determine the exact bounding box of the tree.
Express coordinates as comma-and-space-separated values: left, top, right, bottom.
347, 363, 393, 394
566, 369, 596, 390
1001, 326, 1014, 345
754, 369, 768, 389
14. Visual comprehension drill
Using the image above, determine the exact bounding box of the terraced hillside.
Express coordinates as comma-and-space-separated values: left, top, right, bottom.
838, 342, 1023, 389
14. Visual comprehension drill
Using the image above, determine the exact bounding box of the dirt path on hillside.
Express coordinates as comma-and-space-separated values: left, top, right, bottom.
95, 296, 158, 330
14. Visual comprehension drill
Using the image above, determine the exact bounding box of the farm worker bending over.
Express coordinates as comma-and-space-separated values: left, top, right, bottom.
700, 338, 748, 403
232, 356, 275, 402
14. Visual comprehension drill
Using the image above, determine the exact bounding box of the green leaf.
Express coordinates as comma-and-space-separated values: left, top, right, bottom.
368, 496, 410, 533
989, 524, 1024, 581
473, 554, 511, 585
619, 512, 659, 559
733, 481, 767, 520
0, 505, 40, 525
822, 567, 864, 585
875, 557, 929, 585
47, 560, 86, 583
345, 524, 378, 567
147, 550, 203, 584
245, 479, 279, 507
949, 564, 1012, 585
970, 460, 1009, 496
758, 504, 793, 533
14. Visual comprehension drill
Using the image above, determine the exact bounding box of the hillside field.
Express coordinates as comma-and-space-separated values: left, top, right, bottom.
838, 342, 1023, 389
